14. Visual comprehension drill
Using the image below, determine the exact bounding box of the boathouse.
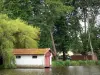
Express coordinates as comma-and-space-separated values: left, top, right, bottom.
13, 48, 52, 68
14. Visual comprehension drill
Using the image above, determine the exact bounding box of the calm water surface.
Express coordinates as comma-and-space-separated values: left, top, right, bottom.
0, 66, 100, 75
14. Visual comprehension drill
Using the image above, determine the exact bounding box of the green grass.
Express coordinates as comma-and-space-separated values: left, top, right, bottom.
96, 60, 100, 65
52, 60, 65, 67
52, 60, 97, 67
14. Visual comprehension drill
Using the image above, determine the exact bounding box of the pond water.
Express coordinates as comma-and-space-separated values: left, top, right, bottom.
0, 66, 100, 75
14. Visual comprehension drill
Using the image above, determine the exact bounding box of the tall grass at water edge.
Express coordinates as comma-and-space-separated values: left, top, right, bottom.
52, 60, 100, 67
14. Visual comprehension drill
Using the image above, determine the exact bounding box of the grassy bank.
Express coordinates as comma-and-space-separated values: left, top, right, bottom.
0, 64, 16, 69
52, 60, 100, 67
0, 65, 4, 69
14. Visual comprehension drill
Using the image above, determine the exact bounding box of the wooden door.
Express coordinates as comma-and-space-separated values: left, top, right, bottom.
45, 56, 50, 67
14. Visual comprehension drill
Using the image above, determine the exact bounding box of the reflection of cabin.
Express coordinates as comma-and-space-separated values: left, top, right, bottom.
13, 48, 52, 68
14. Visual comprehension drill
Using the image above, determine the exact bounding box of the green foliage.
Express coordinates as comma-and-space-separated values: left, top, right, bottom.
45, 0, 74, 13
2, 0, 74, 50
2, 0, 100, 60
2, 49, 16, 68
54, 14, 82, 60
2, 0, 34, 20
86, 60, 96, 65
96, 60, 100, 65
0, 14, 40, 48
38, 0, 73, 49
70, 61, 80, 66
52, 60, 97, 67
78, 60, 86, 65
0, 14, 40, 68
52, 61, 65, 67
0, 0, 3, 12
64, 60, 70, 66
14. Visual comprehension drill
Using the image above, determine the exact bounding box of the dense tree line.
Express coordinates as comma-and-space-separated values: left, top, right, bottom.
0, 0, 100, 61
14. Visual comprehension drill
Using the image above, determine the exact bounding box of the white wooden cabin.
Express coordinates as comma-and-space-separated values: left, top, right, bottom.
13, 48, 52, 68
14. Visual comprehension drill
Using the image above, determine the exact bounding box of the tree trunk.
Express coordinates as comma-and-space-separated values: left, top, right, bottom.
83, 8, 88, 52
87, 15, 94, 60
50, 30, 57, 60
63, 50, 66, 61
83, 8, 87, 34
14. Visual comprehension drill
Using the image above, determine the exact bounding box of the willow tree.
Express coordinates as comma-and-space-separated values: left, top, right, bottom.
0, 14, 40, 68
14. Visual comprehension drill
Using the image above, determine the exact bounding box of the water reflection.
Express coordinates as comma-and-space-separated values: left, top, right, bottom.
0, 66, 100, 75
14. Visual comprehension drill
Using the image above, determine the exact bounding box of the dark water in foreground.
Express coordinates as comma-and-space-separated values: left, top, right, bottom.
0, 66, 100, 75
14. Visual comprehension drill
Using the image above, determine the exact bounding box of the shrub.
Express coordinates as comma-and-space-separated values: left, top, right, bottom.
52, 61, 64, 67
86, 60, 96, 65
64, 60, 70, 66
96, 60, 100, 65
52, 60, 97, 67
70, 61, 80, 66
78, 60, 85, 65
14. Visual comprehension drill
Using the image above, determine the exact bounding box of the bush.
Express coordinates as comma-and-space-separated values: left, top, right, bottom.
86, 60, 96, 65
70, 61, 80, 66
78, 60, 85, 65
64, 60, 70, 66
52, 60, 97, 67
96, 60, 100, 65
52, 61, 64, 67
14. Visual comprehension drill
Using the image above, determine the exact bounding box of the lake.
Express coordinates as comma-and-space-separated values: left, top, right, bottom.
0, 66, 100, 75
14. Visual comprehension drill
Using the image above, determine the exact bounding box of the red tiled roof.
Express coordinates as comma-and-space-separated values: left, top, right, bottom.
13, 48, 50, 55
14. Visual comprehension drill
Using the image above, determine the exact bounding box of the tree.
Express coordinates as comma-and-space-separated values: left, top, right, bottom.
34, 0, 74, 59
2, 0, 73, 59
54, 12, 81, 60
0, 14, 40, 68
0, 0, 3, 12
69, 0, 100, 60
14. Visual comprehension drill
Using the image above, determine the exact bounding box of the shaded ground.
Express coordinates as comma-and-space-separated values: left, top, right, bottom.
0, 56, 3, 65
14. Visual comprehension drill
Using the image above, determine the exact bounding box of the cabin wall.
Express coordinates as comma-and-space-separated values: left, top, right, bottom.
15, 55, 45, 66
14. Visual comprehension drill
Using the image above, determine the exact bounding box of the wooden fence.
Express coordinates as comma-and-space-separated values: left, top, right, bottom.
71, 54, 97, 61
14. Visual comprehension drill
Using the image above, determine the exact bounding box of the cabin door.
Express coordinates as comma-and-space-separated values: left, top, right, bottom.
45, 56, 50, 67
